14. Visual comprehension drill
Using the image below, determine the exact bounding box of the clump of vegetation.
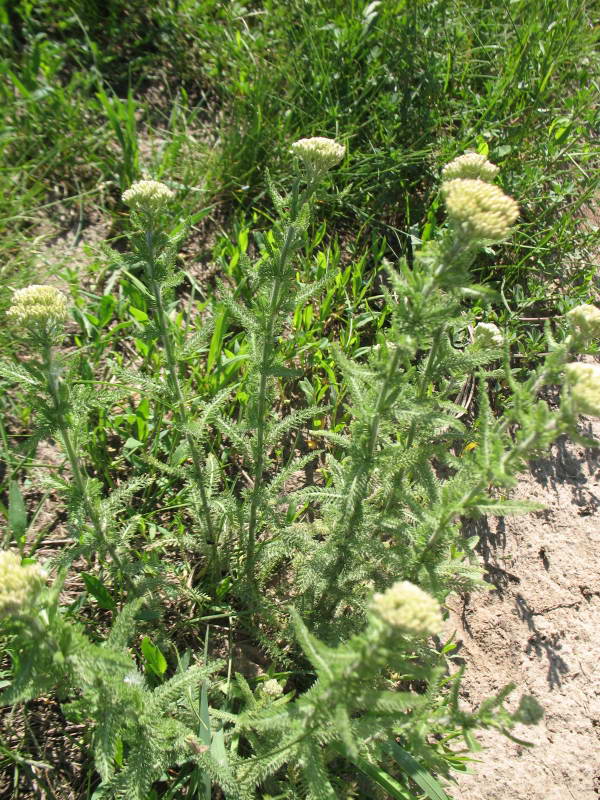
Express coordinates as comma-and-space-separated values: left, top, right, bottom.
1, 140, 596, 799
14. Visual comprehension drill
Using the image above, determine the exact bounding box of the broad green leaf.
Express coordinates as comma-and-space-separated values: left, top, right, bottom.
129, 306, 149, 322
141, 636, 167, 677
82, 573, 116, 611
207, 304, 228, 372
8, 481, 27, 540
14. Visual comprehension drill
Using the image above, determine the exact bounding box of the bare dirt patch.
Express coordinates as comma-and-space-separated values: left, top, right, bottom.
447, 420, 600, 800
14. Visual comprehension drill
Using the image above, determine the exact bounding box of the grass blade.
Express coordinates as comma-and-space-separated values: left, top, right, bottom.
388, 741, 452, 800
330, 743, 412, 799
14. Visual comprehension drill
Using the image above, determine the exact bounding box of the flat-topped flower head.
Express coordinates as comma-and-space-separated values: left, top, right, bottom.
441, 178, 519, 242
261, 678, 283, 698
291, 137, 345, 175
370, 581, 442, 637
567, 304, 600, 342
0, 550, 45, 618
565, 362, 600, 416
122, 180, 174, 214
7, 285, 68, 330
442, 152, 500, 183
473, 321, 504, 349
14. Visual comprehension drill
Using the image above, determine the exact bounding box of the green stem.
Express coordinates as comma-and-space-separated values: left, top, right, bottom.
318, 347, 404, 616
238, 179, 315, 580
321, 235, 472, 609
246, 224, 297, 577
144, 232, 217, 560
404, 324, 446, 451
42, 345, 130, 587
349, 345, 404, 525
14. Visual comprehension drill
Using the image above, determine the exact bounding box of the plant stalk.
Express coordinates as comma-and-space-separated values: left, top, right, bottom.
245, 224, 298, 577
42, 345, 130, 588
144, 231, 217, 559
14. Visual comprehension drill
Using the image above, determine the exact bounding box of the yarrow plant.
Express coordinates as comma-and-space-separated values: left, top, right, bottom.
442, 152, 500, 182
1, 142, 597, 799
291, 136, 346, 176
441, 178, 519, 242
473, 321, 504, 350
0, 550, 44, 617
7, 284, 68, 342
122, 178, 174, 212
567, 303, 600, 343
565, 362, 600, 416
370, 581, 443, 637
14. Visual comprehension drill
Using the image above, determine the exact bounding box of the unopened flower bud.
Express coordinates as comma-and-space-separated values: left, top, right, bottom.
442, 153, 499, 183
441, 179, 519, 242
565, 362, 600, 416
122, 180, 174, 213
567, 304, 600, 342
0, 551, 44, 618
261, 679, 283, 697
291, 137, 345, 174
473, 322, 504, 349
370, 581, 442, 637
7, 285, 68, 330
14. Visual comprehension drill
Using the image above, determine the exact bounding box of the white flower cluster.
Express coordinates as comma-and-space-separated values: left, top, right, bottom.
0, 550, 44, 618
291, 137, 345, 174
567, 304, 600, 342
122, 180, 174, 212
7, 285, 68, 328
565, 362, 600, 417
442, 152, 499, 183
370, 581, 442, 637
441, 178, 519, 242
473, 321, 504, 349
261, 678, 283, 697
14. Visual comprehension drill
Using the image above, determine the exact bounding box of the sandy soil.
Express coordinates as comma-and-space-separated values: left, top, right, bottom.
446, 420, 600, 800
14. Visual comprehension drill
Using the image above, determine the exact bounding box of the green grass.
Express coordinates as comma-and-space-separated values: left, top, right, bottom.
1, 0, 598, 287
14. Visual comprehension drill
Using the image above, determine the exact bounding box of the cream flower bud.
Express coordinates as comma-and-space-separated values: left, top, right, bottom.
567, 304, 600, 341
261, 678, 283, 697
6, 285, 68, 328
122, 180, 174, 212
442, 152, 499, 183
0, 551, 44, 618
473, 322, 504, 349
565, 362, 600, 416
370, 581, 442, 637
291, 137, 345, 174
441, 178, 519, 242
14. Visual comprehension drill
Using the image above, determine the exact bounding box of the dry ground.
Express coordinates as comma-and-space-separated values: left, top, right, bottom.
447, 420, 600, 800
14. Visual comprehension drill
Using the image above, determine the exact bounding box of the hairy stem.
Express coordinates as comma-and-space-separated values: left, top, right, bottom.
317, 346, 404, 616
246, 224, 297, 578
144, 231, 217, 563
42, 345, 130, 587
